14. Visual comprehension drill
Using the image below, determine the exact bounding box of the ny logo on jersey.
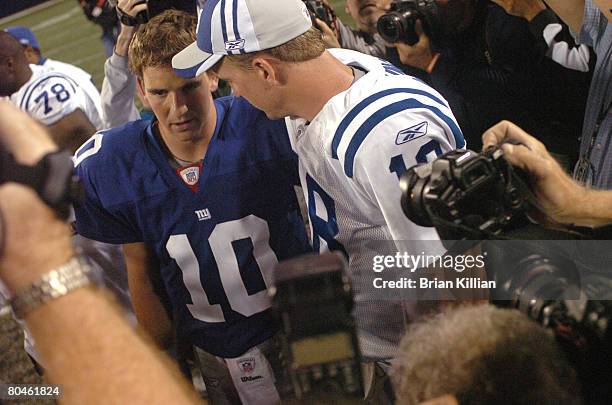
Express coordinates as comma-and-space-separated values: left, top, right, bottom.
225, 39, 245, 51
395, 121, 428, 145
195, 208, 211, 221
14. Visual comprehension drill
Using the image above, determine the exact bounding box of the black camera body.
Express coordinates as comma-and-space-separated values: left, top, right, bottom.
116, 0, 195, 25
399, 147, 533, 240
377, 0, 439, 45
398, 146, 612, 403
270, 252, 363, 399
303, 0, 337, 33
0, 148, 81, 220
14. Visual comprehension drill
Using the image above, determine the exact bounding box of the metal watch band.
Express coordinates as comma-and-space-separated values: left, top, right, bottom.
10, 256, 94, 319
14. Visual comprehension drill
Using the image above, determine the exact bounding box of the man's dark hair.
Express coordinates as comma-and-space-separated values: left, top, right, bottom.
393, 305, 582, 405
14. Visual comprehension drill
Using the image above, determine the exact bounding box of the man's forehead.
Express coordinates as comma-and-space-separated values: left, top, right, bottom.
143, 67, 202, 87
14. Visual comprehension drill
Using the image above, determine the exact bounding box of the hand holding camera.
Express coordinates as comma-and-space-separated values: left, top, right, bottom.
391, 20, 437, 71
0, 102, 74, 294
116, 0, 149, 26
482, 120, 595, 226
114, 0, 148, 56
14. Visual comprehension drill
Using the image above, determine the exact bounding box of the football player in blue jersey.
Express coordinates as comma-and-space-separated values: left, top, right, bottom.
173, 0, 465, 401
73, 10, 310, 404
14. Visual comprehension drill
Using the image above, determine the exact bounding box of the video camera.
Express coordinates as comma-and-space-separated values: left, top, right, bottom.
377, 0, 440, 45
270, 252, 363, 400
399, 147, 612, 403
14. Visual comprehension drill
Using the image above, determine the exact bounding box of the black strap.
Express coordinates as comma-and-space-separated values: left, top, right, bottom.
116, 3, 147, 26
0, 150, 81, 219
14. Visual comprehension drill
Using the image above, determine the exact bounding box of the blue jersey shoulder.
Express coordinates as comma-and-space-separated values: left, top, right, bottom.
74, 119, 169, 208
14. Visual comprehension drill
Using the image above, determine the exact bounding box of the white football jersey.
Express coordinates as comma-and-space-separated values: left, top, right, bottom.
286, 48, 466, 359
10, 64, 103, 130
41, 58, 104, 126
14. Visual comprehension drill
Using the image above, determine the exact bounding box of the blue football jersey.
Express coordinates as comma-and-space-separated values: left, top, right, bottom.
74, 96, 310, 357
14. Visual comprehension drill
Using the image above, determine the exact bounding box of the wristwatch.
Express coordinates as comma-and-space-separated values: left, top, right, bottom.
10, 256, 95, 319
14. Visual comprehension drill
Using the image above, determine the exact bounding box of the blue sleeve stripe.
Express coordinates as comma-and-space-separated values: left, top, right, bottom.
343, 98, 465, 178
384, 68, 402, 75
331, 88, 451, 159
20, 74, 78, 109
377, 58, 405, 75
20, 74, 78, 111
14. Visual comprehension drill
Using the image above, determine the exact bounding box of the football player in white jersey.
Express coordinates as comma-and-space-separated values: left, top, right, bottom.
5, 25, 104, 130
173, 0, 465, 399
0, 31, 103, 152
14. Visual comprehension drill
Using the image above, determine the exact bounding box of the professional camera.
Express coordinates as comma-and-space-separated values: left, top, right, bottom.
270, 252, 363, 399
399, 146, 612, 403
113, 0, 195, 25
484, 244, 612, 404
303, 0, 338, 34
377, 0, 440, 45
399, 147, 534, 241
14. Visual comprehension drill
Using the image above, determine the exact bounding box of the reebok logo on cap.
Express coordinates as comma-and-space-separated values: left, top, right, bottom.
172, 0, 313, 79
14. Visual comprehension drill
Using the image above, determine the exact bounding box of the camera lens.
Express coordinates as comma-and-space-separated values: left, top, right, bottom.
377, 10, 420, 45
377, 14, 403, 43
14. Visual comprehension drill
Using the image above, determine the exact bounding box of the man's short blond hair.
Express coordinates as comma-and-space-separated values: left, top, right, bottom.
128, 9, 197, 78
222, 28, 326, 69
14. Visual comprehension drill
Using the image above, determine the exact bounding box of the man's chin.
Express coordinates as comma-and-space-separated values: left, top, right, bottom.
264, 111, 287, 120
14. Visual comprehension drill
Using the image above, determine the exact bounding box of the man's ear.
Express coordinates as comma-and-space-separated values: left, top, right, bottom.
251, 57, 282, 85
23, 47, 39, 65
5, 56, 15, 73
135, 76, 151, 109
136, 76, 146, 99
206, 71, 220, 93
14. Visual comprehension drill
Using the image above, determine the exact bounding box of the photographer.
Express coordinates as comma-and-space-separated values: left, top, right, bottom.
544, 0, 611, 189
77, 0, 120, 57
100, 0, 147, 128
482, 120, 612, 227
393, 305, 582, 405
388, 0, 592, 162
320, 0, 433, 77
0, 101, 203, 405
331, 0, 389, 58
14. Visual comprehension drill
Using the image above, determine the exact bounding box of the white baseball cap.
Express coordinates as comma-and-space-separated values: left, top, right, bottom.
172, 0, 313, 78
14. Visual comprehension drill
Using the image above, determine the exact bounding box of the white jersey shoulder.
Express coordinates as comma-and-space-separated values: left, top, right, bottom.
10, 65, 103, 130
314, 49, 464, 179
43, 58, 92, 82
41, 60, 104, 130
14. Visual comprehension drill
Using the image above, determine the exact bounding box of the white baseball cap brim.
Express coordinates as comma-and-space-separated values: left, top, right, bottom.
172, 42, 224, 79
